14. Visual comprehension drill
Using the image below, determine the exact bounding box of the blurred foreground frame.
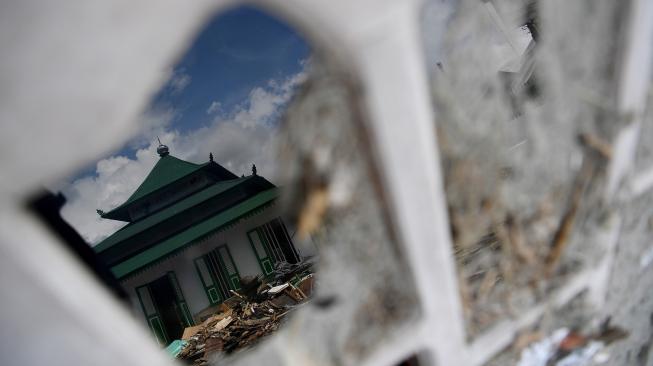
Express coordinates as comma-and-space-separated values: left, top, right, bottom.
2, 1, 653, 366
1, 1, 457, 365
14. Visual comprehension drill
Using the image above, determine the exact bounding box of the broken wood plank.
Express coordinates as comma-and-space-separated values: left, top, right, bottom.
213, 316, 233, 332
267, 283, 290, 295
182, 325, 204, 340
545, 156, 595, 277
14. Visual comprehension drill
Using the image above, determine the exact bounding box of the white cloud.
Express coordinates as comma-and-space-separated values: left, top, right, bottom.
206, 101, 222, 115
59, 147, 160, 244
168, 69, 191, 94
128, 108, 176, 148
59, 68, 306, 245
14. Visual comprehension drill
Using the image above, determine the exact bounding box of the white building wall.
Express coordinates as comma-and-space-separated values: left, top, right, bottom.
120, 201, 298, 322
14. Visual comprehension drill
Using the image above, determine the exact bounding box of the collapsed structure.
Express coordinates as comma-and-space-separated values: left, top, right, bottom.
94, 143, 315, 345
173, 262, 315, 364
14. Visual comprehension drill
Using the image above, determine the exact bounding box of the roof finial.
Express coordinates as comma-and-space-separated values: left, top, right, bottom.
156, 136, 169, 157
209, 152, 214, 162
252, 164, 257, 176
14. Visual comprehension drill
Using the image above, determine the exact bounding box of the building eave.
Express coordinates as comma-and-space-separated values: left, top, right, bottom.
111, 187, 279, 280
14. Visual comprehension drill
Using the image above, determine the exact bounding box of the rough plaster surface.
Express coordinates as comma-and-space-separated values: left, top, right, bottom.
426, 0, 621, 337
424, 0, 653, 363
599, 194, 653, 366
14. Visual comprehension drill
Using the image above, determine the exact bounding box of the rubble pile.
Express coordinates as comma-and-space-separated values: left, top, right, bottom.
176, 261, 314, 365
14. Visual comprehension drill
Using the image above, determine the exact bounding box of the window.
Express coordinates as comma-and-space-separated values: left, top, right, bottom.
247, 218, 300, 276
135, 272, 193, 345
194, 244, 241, 305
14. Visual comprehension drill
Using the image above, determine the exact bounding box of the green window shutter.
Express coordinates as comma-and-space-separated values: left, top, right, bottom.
260, 225, 282, 262
167, 272, 194, 326
136, 285, 167, 345
148, 318, 167, 346
217, 245, 241, 290
195, 244, 243, 304
247, 230, 274, 276
206, 250, 232, 299
272, 217, 300, 263
194, 258, 221, 305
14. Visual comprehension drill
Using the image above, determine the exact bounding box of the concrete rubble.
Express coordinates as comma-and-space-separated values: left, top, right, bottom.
174, 260, 315, 365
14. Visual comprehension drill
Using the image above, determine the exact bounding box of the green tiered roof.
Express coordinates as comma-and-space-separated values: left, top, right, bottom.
94, 147, 277, 279
122, 156, 206, 207
94, 176, 253, 252
101, 155, 207, 221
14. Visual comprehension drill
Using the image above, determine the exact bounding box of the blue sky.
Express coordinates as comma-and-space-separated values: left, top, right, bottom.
151, 6, 309, 140
60, 6, 311, 244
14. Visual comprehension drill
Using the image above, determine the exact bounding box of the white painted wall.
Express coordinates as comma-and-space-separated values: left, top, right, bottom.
121, 201, 300, 321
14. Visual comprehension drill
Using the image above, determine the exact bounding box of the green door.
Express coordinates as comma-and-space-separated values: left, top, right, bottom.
194, 256, 222, 305
217, 245, 241, 291
136, 272, 194, 346
167, 272, 194, 327
194, 244, 241, 305
136, 285, 168, 346
247, 229, 274, 276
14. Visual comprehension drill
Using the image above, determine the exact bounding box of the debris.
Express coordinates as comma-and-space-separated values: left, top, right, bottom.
270, 293, 297, 308
513, 330, 544, 351
175, 260, 315, 364
593, 319, 629, 345
558, 331, 586, 352
284, 284, 305, 302
517, 325, 628, 366
182, 325, 204, 340
202, 308, 233, 327
239, 276, 263, 300
267, 283, 289, 295
555, 341, 604, 366
272, 260, 314, 284
165, 339, 188, 358
203, 337, 224, 357
545, 157, 595, 277
297, 273, 315, 295
195, 302, 233, 323
477, 268, 498, 303
213, 316, 233, 331
240, 317, 270, 326
578, 133, 612, 160
505, 214, 537, 266
291, 283, 307, 299
442, 121, 611, 337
